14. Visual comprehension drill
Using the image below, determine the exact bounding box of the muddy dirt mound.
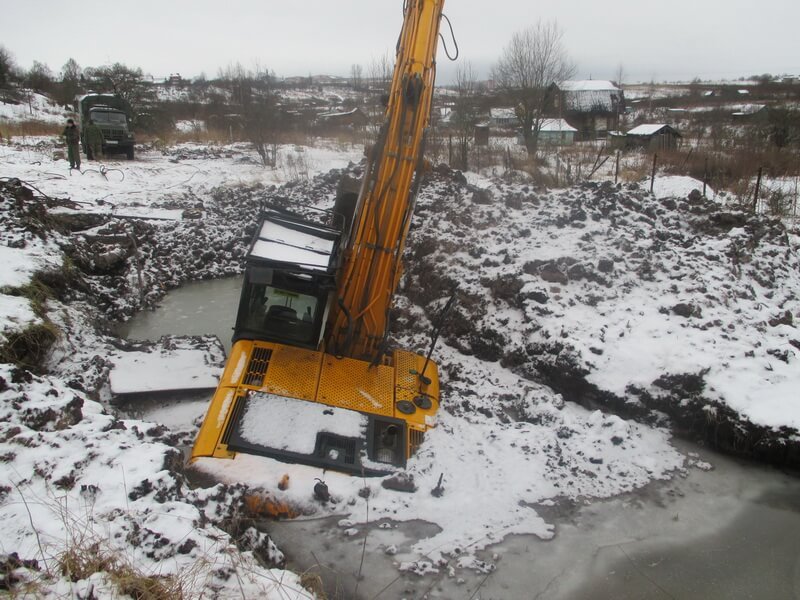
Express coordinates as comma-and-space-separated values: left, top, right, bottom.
396, 171, 800, 466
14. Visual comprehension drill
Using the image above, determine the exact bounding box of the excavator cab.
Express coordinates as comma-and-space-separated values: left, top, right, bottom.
233, 208, 341, 350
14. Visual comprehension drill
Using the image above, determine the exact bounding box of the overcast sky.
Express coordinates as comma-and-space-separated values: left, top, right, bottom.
4, 0, 800, 84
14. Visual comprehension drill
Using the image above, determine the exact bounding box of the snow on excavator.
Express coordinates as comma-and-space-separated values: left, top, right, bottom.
192, 0, 447, 475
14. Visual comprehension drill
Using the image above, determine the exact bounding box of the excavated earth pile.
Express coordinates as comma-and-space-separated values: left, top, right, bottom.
396, 169, 800, 467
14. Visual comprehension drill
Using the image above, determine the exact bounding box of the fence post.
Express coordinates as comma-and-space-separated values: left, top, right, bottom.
702, 156, 708, 198
753, 166, 763, 214
556, 153, 560, 186
614, 151, 620, 185
448, 135, 453, 166
650, 153, 658, 194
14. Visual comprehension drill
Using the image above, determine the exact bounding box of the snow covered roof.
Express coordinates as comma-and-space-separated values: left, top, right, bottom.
248, 212, 339, 272
490, 108, 518, 120
731, 104, 766, 116
559, 80, 622, 112
627, 123, 679, 137
560, 80, 619, 92
539, 118, 577, 133
318, 107, 364, 119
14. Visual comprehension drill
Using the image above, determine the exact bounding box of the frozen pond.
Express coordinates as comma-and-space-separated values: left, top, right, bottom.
265, 446, 800, 599
119, 277, 800, 599
116, 276, 243, 353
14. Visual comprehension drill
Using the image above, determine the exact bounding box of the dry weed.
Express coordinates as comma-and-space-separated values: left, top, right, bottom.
2, 120, 62, 138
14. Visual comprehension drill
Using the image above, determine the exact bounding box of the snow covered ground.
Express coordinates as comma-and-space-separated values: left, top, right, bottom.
0, 92, 70, 125
402, 172, 800, 436
0, 138, 363, 597
1, 134, 798, 594
0, 137, 362, 213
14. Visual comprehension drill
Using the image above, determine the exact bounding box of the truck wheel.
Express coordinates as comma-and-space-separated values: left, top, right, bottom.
126, 147, 135, 160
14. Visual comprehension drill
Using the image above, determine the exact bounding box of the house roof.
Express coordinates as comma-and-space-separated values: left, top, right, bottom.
490, 108, 518, 120
560, 80, 619, 92
627, 124, 680, 137
731, 104, 766, 116
317, 107, 364, 119
538, 118, 577, 133
559, 80, 622, 112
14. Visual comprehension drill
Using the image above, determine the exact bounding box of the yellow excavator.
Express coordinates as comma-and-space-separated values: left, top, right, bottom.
192, 0, 448, 475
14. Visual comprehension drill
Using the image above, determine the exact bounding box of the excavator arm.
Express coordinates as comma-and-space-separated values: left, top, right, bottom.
328, 0, 445, 361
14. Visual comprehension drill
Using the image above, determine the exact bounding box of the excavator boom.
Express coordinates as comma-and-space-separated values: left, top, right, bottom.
329, 0, 445, 360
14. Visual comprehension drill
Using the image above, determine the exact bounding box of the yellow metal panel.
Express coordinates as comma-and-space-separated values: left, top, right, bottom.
191, 385, 239, 459
393, 349, 439, 428
394, 349, 421, 390
261, 344, 322, 401
317, 355, 394, 416
394, 350, 440, 398
219, 340, 254, 386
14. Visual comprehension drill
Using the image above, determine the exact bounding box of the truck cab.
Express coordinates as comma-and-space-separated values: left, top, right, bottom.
75, 94, 136, 160
87, 107, 135, 159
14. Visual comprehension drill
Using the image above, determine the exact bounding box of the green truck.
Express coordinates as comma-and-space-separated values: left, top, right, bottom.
74, 94, 136, 160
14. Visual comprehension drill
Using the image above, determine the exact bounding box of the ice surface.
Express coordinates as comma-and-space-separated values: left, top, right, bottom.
108, 341, 222, 395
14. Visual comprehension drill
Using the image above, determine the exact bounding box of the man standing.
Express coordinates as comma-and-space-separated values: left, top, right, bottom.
84, 118, 104, 160
62, 118, 81, 170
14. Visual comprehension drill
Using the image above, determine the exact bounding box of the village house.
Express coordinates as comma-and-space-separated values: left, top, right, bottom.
550, 80, 624, 140
316, 107, 368, 129
490, 108, 519, 129
518, 118, 577, 147
732, 104, 768, 121
625, 124, 681, 151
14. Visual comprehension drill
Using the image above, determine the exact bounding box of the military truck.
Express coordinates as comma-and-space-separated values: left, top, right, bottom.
74, 94, 136, 160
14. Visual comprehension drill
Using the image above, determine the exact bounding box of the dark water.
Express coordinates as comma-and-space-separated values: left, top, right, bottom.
119, 277, 800, 600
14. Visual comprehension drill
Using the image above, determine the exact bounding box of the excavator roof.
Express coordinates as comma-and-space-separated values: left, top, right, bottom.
246, 209, 342, 275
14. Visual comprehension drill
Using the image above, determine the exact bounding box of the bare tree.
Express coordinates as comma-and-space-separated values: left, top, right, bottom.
246, 96, 281, 167
25, 61, 54, 95
493, 21, 575, 155
614, 63, 625, 89
57, 58, 82, 107
451, 62, 479, 170
350, 63, 363, 91
218, 61, 251, 105
0, 45, 18, 89
83, 62, 153, 118
367, 52, 393, 93
615, 63, 626, 131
